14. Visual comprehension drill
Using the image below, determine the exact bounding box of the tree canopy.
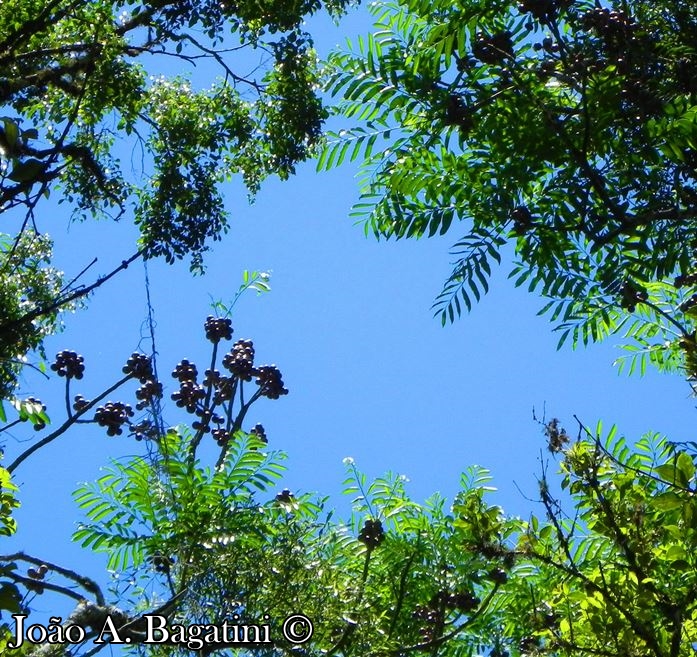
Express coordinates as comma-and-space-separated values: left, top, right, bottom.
322, 0, 697, 377
2, 1, 697, 656
4, 318, 697, 657
0, 0, 352, 396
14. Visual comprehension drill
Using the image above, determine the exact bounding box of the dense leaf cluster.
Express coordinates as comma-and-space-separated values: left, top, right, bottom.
0, 232, 68, 398
323, 0, 697, 375
1, 297, 696, 657
8, 395, 695, 657
2, 3, 697, 657
0, 0, 352, 395
504, 423, 697, 657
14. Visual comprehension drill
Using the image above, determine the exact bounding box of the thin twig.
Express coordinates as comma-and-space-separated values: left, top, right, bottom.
0, 250, 144, 336
7, 374, 133, 473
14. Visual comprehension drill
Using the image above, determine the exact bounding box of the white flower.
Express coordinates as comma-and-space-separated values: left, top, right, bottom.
342, 457, 355, 466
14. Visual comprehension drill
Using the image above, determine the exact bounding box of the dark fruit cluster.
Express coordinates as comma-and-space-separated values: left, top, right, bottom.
531, 606, 559, 630
27, 564, 48, 580
192, 409, 219, 433
520, 637, 542, 653
275, 489, 294, 504
171, 380, 205, 413
204, 316, 233, 343
619, 78, 663, 118
25, 580, 44, 595
427, 589, 481, 613
443, 93, 473, 133
674, 271, 697, 289
122, 353, 154, 383
158, 321, 289, 452
413, 603, 439, 622
94, 401, 134, 436
581, 8, 642, 59
576, 6, 662, 118
136, 380, 163, 410
130, 419, 158, 442
204, 368, 222, 387
51, 350, 85, 379
255, 365, 288, 400
223, 340, 255, 381
213, 375, 235, 403
532, 36, 558, 54
444, 590, 480, 612
518, 0, 566, 21
172, 359, 198, 383
413, 589, 480, 641
680, 294, 697, 314
488, 567, 508, 584
511, 206, 533, 235
581, 7, 635, 36
21, 396, 47, 430
151, 555, 175, 574
412, 604, 441, 642
212, 428, 231, 446
472, 31, 513, 65
73, 395, 90, 413
358, 518, 385, 548
250, 423, 268, 444
537, 56, 558, 78
619, 281, 648, 313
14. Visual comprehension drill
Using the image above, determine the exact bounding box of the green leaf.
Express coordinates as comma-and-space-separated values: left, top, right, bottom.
2, 119, 19, 151
653, 492, 683, 511
8, 158, 46, 183
676, 452, 695, 487
0, 583, 21, 613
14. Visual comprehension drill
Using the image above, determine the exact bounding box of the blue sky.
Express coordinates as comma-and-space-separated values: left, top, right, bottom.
3, 0, 695, 642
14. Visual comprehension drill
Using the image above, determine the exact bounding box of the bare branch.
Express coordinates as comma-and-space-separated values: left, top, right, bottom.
7, 373, 133, 474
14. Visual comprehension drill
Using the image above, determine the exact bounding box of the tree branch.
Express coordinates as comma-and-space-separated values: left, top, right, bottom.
0, 551, 105, 605
7, 374, 133, 474
0, 250, 144, 338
